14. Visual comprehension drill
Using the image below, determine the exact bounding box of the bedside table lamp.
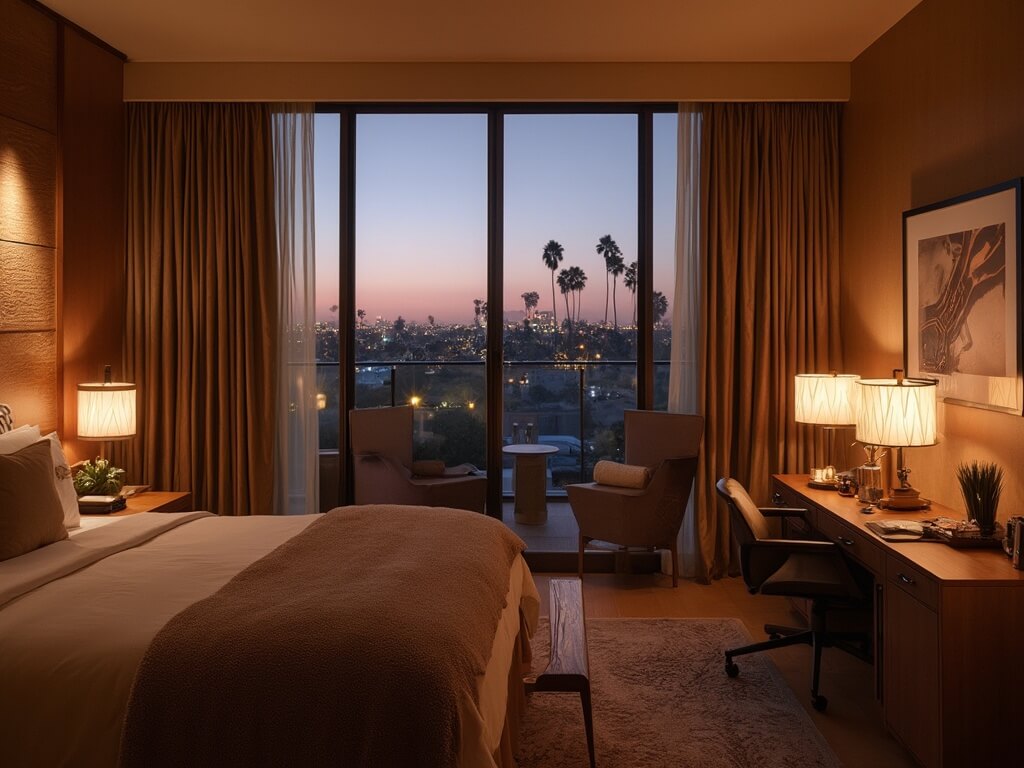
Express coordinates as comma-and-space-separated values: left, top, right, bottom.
795, 372, 859, 488
78, 365, 137, 453
855, 370, 936, 510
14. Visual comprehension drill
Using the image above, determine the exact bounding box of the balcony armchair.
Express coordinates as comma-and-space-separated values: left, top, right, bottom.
716, 477, 869, 711
348, 406, 487, 513
566, 410, 704, 587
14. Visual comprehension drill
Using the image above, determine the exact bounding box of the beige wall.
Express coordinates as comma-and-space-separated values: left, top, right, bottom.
124, 61, 849, 102
841, 0, 1024, 515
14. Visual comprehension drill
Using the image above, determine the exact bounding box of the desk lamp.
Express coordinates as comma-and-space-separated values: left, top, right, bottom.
794, 373, 859, 489
855, 370, 936, 510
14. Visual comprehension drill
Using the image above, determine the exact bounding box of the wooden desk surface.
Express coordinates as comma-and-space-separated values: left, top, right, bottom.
775, 474, 1024, 586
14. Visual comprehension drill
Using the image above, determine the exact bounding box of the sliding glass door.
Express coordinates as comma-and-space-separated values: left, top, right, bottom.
353, 114, 488, 469
503, 114, 639, 501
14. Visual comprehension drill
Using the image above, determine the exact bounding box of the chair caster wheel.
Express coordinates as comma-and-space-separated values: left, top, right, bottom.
725, 661, 739, 678
812, 694, 828, 712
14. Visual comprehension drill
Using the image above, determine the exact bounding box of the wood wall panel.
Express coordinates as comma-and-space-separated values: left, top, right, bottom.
0, 241, 55, 330
0, 330, 57, 431
841, 0, 1024, 514
0, 113, 57, 247
0, 0, 57, 131
60, 27, 125, 459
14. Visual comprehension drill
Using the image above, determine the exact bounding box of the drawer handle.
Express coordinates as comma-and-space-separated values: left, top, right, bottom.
897, 573, 915, 586
838, 537, 855, 546
772, 492, 784, 505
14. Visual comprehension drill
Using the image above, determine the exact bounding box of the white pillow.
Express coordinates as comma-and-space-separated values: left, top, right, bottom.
0, 426, 80, 529
43, 432, 81, 529
0, 425, 43, 455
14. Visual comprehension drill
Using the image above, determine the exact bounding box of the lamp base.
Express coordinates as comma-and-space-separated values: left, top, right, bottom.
881, 486, 931, 511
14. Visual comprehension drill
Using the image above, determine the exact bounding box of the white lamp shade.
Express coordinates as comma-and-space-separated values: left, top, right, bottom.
855, 377, 936, 447
794, 374, 860, 426
77, 383, 136, 440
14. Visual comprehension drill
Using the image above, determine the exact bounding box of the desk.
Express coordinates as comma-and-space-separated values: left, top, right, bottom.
773, 475, 1024, 768
503, 444, 557, 525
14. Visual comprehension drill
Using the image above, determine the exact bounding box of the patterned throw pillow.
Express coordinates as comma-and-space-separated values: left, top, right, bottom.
0, 404, 12, 435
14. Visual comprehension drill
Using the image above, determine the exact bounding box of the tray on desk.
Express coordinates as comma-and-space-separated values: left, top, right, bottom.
927, 522, 1005, 549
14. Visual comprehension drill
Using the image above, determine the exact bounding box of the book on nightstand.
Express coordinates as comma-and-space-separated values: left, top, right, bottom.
78, 495, 128, 514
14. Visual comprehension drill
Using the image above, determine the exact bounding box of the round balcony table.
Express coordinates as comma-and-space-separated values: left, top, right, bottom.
502, 443, 559, 525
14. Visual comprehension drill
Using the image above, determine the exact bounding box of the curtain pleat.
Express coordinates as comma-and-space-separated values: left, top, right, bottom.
125, 103, 278, 516
666, 104, 702, 579
271, 106, 319, 515
692, 103, 842, 583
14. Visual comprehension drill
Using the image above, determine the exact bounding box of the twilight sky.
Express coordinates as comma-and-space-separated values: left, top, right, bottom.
314, 111, 678, 324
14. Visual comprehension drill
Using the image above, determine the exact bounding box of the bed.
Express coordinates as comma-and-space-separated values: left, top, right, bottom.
0, 504, 540, 767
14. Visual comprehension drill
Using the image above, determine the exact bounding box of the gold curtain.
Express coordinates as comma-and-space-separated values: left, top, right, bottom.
692, 103, 842, 582
124, 103, 278, 515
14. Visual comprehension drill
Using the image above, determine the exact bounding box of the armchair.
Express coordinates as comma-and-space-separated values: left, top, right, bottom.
716, 477, 869, 711
565, 410, 703, 587
348, 406, 487, 513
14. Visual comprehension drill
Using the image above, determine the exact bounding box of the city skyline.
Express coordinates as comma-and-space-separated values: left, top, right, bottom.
313, 112, 679, 324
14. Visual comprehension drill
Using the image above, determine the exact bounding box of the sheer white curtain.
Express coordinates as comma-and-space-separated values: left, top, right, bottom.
272, 105, 319, 515
664, 104, 702, 577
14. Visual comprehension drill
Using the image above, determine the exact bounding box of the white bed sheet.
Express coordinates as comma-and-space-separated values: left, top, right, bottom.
0, 511, 537, 767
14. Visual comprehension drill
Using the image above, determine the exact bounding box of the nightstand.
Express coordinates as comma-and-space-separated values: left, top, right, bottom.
80, 491, 194, 517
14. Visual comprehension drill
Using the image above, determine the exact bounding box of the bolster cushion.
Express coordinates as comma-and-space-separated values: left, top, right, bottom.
411, 460, 446, 477
593, 460, 651, 489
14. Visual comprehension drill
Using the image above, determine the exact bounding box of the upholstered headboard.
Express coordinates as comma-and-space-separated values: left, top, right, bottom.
0, 404, 12, 434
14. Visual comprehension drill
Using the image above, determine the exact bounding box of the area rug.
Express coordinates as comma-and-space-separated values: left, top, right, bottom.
517, 618, 842, 768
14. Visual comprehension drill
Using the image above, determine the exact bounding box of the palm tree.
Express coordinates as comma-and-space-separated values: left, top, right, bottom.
610, 254, 625, 327
596, 234, 622, 324
653, 291, 669, 324
356, 308, 366, 326
624, 261, 638, 325
521, 291, 539, 319
427, 314, 435, 327
556, 269, 572, 330
542, 240, 565, 325
473, 298, 484, 327
568, 266, 587, 324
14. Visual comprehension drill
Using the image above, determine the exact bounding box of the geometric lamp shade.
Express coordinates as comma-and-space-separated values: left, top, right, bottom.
77, 382, 136, 440
855, 376, 936, 447
794, 373, 860, 426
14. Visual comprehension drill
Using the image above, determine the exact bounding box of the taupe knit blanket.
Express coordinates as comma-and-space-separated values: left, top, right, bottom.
119, 505, 526, 768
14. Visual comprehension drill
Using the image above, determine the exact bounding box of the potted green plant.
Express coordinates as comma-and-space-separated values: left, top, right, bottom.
956, 460, 1004, 536
73, 457, 126, 496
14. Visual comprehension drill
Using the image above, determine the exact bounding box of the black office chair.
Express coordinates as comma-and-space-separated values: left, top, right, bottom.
716, 477, 869, 711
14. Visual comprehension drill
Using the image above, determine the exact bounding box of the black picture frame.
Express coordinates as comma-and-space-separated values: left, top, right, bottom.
903, 178, 1023, 414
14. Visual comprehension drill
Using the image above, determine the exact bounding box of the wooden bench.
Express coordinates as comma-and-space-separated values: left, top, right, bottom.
524, 577, 595, 768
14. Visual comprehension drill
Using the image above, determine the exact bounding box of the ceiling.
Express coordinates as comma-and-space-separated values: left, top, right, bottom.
47, 0, 922, 64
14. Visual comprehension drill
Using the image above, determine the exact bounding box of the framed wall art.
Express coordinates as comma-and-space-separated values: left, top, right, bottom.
903, 178, 1023, 413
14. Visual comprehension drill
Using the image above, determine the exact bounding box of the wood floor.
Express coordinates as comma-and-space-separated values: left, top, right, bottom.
532, 572, 918, 768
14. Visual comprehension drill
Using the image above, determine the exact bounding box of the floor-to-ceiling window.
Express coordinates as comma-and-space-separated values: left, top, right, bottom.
314, 104, 678, 552
503, 114, 638, 499
353, 114, 488, 469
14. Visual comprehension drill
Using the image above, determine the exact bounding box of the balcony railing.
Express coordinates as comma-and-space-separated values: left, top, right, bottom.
316, 359, 671, 494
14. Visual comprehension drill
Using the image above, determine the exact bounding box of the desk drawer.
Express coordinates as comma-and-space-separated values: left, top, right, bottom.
817, 514, 885, 574
770, 481, 817, 530
886, 556, 939, 611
